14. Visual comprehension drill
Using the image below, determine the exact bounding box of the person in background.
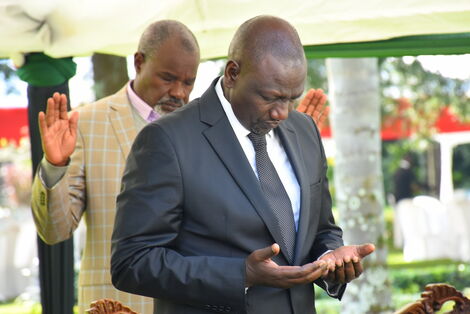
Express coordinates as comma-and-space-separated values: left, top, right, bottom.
30, 20, 200, 313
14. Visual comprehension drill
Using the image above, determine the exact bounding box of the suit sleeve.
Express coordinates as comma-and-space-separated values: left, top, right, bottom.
302, 114, 346, 298
30, 127, 86, 244
111, 123, 246, 310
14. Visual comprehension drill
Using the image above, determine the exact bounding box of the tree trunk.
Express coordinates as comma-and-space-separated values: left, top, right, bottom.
326, 58, 392, 313
91, 53, 129, 100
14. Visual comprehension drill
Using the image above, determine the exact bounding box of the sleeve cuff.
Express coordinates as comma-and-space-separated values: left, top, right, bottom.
40, 158, 68, 188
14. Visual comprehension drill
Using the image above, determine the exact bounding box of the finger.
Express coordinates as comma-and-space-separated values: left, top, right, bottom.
38, 112, 47, 136
277, 260, 325, 278
59, 94, 69, 120
356, 243, 375, 258
318, 93, 327, 107
308, 90, 327, 118
334, 260, 346, 283
322, 260, 334, 277
304, 89, 320, 116
323, 271, 336, 282
296, 89, 315, 113
45, 96, 57, 127
299, 89, 314, 106
327, 259, 336, 273
69, 111, 79, 138
352, 259, 364, 280
343, 258, 356, 282
53, 93, 60, 122
253, 243, 280, 262
281, 261, 327, 284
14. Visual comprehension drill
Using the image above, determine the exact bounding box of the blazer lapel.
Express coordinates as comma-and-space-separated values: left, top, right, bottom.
276, 120, 311, 265
200, 79, 292, 263
108, 87, 137, 159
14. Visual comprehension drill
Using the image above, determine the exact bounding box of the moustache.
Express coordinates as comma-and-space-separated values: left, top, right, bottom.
157, 97, 184, 107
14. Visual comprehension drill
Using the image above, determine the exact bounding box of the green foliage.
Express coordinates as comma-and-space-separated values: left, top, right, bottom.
382, 140, 432, 203
380, 57, 470, 132
306, 58, 328, 92
453, 143, 470, 189
390, 263, 470, 294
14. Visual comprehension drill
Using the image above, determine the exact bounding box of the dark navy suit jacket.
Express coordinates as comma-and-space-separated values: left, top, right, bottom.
111, 78, 344, 314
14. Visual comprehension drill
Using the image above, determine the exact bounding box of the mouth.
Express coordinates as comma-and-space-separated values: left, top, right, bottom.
159, 102, 182, 112
265, 120, 280, 128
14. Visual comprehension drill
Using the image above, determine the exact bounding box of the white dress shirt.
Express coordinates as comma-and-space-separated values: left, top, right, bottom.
215, 77, 301, 230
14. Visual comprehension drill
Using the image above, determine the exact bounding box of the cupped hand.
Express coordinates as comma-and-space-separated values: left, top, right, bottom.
245, 243, 329, 289
319, 243, 375, 284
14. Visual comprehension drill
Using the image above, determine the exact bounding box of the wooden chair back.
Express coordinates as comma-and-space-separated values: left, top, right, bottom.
395, 283, 470, 313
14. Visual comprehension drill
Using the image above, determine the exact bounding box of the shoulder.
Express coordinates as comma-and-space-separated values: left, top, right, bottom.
75, 87, 130, 120
287, 110, 318, 133
155, 98, 202, 130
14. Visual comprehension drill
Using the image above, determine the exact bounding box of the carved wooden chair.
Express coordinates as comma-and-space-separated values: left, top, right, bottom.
85, 298, 139, 314
395, 283, 470, 314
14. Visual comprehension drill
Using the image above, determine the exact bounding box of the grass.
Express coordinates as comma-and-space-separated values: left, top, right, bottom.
0, 301, 42, 314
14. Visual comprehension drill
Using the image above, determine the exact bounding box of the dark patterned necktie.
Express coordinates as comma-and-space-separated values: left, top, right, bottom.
248, 132, 296, 262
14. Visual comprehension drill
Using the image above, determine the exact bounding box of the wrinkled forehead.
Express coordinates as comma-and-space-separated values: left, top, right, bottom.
243, 54, 306, 97
250, 53, 306, 80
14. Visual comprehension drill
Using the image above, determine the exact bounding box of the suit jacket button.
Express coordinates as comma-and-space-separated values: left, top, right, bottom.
40, 191, 46, 206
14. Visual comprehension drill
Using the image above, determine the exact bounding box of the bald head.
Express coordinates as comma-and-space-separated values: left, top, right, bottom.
222, 16, 307, 135
138, 20, 199, 59
228, 16, 306, 68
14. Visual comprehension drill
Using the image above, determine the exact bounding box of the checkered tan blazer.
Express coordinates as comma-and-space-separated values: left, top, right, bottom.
31, 87, 154, 313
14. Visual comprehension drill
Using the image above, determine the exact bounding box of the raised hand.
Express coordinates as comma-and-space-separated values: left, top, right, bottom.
38, 92, 79, 166
296, 88, 328, 128
245, 243, 329, 289
319, 243, 375, 284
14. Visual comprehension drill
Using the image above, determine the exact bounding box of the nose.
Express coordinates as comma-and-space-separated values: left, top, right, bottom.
169, 82, 186, 100
270, 100, 291, 121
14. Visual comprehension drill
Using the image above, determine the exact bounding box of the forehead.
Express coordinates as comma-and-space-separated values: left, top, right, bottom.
246, 54, 306, 94
147, 38, 199, 74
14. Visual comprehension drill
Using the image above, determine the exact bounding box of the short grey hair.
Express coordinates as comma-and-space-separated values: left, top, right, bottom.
138, 20, 199, 59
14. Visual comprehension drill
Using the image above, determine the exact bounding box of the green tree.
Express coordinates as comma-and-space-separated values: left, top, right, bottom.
327, 58, 392, 313
91, 53, 129, 100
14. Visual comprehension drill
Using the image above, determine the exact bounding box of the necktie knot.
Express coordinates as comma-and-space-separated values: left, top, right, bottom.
248, 133, 267, 152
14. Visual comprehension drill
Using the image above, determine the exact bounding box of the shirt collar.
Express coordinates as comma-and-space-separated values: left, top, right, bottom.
215, 76, 273, 139
126, 80, 160, 122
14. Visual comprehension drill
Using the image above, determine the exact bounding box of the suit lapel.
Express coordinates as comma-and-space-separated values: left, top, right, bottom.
276, 120, 311, 265
108, 87, 137, 159
200, 79, 292, 263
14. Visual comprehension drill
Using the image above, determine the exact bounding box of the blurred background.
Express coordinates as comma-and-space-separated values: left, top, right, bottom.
0, 1, 469, 313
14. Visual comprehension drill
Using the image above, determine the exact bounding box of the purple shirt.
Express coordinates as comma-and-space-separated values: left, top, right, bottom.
126, 80, 160, 122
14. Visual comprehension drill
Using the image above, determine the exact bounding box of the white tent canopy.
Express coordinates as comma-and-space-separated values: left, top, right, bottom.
1, 0, 470, 59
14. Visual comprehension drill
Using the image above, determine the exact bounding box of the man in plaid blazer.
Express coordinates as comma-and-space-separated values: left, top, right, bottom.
31, 20, 201, 313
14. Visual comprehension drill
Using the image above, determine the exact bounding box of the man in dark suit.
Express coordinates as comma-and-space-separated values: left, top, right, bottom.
111, 15, 374, 314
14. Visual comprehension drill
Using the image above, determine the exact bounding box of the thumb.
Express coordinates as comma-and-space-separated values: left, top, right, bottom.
254, 243, 280, 261
356, 243, 375, 258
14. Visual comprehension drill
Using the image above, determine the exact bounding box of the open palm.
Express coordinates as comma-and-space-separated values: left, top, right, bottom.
296, 88, 328, 127
39, 92, 79, 166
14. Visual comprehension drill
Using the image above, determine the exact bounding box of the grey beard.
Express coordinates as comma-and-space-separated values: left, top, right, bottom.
153, 104, 167, 116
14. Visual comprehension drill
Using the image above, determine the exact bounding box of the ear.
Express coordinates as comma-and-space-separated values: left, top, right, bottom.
223, 60, 240, 88
134, 52, 144, 74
